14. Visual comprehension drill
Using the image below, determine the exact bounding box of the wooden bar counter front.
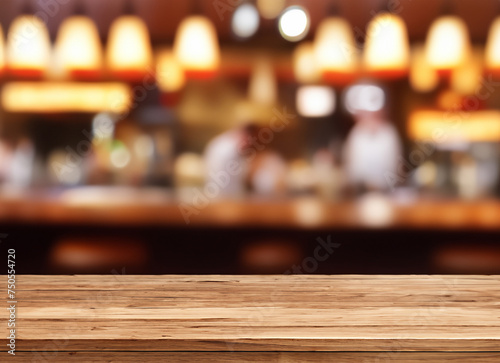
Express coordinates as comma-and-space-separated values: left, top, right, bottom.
1, 275, 500, 362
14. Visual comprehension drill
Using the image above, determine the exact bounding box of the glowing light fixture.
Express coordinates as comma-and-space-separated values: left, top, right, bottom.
55, 16, 103, 78
485, 17, 500, 74
232, 3, 260, 39
278, 6, 310, 42
173, 16, 220, 79
409, 44, 438, 93
7, 15, 51, 77
425, 16, 471, 74
292, 42, 320, 84
248, 57, 277, 106
156, 49, 185, 93
408, 110, 500, 142
106, 16, 152, 80
296, 86, 336, 117
257, 0, 285, 19
2, 82, 131, 113
363, 13, 409, 78
314, 17, 358, 84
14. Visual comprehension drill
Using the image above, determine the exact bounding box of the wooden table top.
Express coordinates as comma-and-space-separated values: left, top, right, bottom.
2, 275, 500, 360
0, 188, 500, 230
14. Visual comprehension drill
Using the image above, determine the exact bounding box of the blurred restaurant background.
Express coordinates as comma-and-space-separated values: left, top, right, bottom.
1, 0, 500, 275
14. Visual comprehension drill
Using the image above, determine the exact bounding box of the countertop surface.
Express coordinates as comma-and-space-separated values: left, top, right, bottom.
2, 274, 500, 359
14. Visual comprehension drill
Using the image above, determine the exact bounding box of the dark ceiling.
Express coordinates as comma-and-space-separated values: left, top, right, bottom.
0, 0, 498, 45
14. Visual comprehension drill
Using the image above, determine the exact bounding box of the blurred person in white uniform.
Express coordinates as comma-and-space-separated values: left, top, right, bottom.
203, 123, 258, 198
342, 83, 402, 192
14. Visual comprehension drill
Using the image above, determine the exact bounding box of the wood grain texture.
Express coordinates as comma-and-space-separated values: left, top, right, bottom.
1, 275, 499, 354
1, 191, 500, 230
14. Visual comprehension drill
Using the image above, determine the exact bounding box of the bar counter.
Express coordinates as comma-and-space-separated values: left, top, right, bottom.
2, 275, 499, 361
0, 188, 500, 230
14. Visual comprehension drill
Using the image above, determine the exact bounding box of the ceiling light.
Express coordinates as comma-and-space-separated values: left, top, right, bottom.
7, 15, 51, 77
278, 6, 310, 42
173, 16, 220, 79
232, 3, 260, 39
363, 13, 409, 78
55, 16, 102, 78
314, 17, 358, 84
106, 16, 152, 80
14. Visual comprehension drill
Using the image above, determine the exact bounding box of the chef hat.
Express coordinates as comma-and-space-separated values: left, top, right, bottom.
344, 83, 385, 114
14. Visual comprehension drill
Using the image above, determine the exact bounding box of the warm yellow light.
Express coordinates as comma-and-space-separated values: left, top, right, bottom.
106, 16, 152, 80
7, 15, 51, 77
408, 110, 500, 142
485, 17, 500, 73
156, 48, 185, 93
409, 44, 439, 93
173, 16, 220, 79
425, 16, 471, 74
451, 47, 483, 95
174, 152, 205, 187
292, 42, 320, 84
248, 57, 277, 106
2, 82, 131, 113
363, 13, 409, 78
55, 16, 103, 78
314, 17, 358, 84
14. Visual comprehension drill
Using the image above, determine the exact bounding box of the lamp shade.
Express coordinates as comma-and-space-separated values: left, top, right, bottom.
106, 16, 152, 80
173, 16, 220, 79
363, 13, 409, 78
409, 44, 438, 93
7, 15, 51, 77
485, 16, 500, 74
248, 57, 277, 106
425, 16, 471, 75
55, 16, 102, 79
314, 17, 358, 84
292, 42, 320, 84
